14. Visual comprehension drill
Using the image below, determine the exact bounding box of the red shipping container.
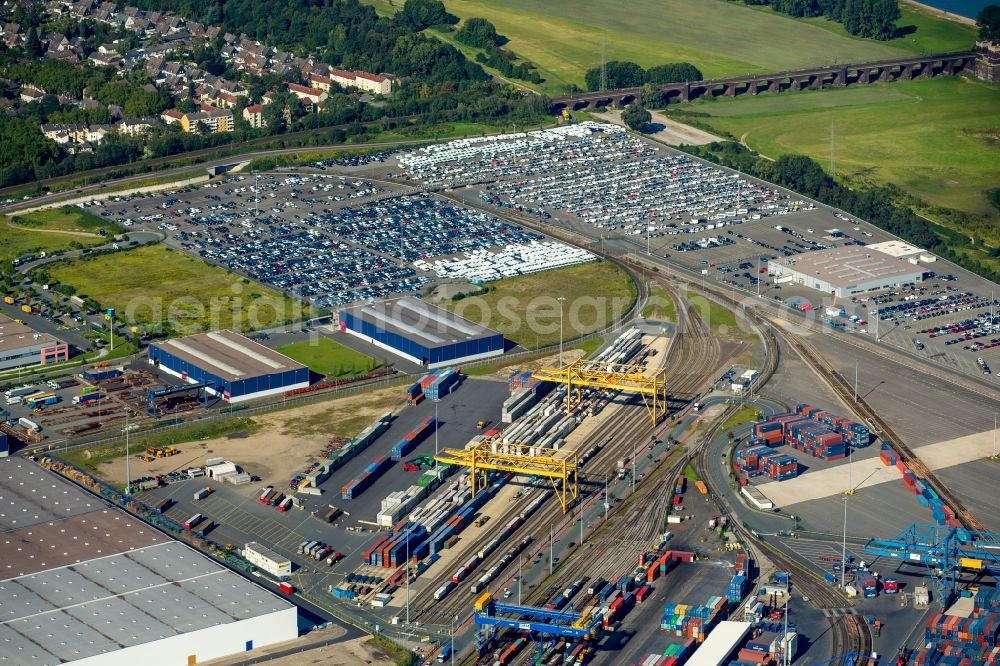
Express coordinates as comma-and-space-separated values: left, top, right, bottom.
896, 459, 908, 473
738, 648, 769, 664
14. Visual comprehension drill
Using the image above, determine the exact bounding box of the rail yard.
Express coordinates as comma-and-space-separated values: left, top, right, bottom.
3, 121, 1000, 666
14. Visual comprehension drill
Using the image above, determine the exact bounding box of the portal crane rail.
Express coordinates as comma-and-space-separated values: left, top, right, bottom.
532, 360, 667, 425
434, 440, 578, 512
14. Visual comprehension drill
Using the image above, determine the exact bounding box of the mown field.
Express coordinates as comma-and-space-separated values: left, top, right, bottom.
364, 0, 975, 94
675, 77, 1000, 221
43, 244, 309, 334
1, 207, 120, 263
441, 260, 636, 348
276, 337, 381, 378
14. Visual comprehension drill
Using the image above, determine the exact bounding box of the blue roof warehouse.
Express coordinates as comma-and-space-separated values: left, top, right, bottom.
338, 296, 504, 368
148, 330, 309, 403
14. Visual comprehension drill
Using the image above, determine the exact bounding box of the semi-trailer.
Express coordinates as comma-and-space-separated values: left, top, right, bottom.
72, 393, 102, 405
183, 513, 203, 530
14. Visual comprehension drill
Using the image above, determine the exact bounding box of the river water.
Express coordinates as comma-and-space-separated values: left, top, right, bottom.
913, 0, 988, 20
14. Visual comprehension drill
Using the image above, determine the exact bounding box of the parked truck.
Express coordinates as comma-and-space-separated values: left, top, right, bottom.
183, 514, 203, 530
73, 393, 102, 405
26, 393, 59, 408
861, 576, 878, 598
18, 417, 41, 433
196, 520, 214, 538
193, 487, 212, 501
323, 505, 342, 523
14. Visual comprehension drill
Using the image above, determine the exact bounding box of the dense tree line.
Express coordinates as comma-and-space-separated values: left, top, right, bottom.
979, 5, 1000, 40
679, 141, 991, 276
453, 17, 541, 84
584, 61, 702, 91
455, 17, 503, 48
732, 0, 900, 40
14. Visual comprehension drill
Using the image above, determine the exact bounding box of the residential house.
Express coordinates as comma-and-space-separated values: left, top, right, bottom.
160, 108, 183, 125
354, 71, 391, 95
19, 87, 45, 103
242, 103, 266, 128
287, 82, 326, 111
117, 117, 159, 135
180, 107, 232, 133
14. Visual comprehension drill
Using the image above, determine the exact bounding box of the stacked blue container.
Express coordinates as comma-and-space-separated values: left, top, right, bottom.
727, 574, 747, 603
426, 369, 461, 400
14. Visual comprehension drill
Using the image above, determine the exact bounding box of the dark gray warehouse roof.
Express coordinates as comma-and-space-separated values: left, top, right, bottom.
0, 458, 294, 666
153, 329, 306, 382
341, 296, 500, 346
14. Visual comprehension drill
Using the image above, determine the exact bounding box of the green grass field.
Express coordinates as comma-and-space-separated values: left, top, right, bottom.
641, 284, 676, 322
0, 207, 120, 263
721, 405, 761, 432
675, 77, 1000, 221
44, 244, 309, 334
442, 260, 636, 348
14, 206, 124, 235
364, 0, 975, 94
276, 337, 381, 378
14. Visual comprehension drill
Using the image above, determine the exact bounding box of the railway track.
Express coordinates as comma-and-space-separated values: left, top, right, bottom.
779, 332, 986, 534
410, 288, 728, 644
673, 287, 874, 665
466, 292, 736, 664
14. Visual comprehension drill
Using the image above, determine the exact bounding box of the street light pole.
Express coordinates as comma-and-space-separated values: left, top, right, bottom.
405, 532, 410, 625
451, 615, 456, 666
604, 473, 609, 520
434, 400, 439, 465
124, 410, 130, 494
558, 297, 566, 367
549, 525, 554, 576
841, 496, 848, 590
518, 556, 522, 605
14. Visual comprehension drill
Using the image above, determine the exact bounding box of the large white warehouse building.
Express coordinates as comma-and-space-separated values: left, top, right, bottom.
0, 457, 298, 666
769, 245, 925, 297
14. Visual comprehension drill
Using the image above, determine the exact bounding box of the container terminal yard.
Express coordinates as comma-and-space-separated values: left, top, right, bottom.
2, 122, 1000, 666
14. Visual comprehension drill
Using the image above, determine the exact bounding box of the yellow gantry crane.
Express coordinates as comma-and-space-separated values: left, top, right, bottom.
531, 360, 668, 425
434, 439, 579, 513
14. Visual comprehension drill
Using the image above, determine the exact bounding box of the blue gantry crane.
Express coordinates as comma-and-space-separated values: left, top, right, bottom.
473, 593, 601, 662
145, 382, 213, 417
863, 523, 1000, 603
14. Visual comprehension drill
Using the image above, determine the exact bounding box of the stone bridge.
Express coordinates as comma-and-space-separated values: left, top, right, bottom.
550, 51, 977, 111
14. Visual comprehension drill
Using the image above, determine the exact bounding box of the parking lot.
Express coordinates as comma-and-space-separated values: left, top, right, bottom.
95, 173, 548, 310
133, 376, 510, 611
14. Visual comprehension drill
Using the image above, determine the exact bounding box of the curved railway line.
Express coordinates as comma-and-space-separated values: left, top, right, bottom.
405, 285, 726, 621
409, 288, 737, 664
778, 333, 985, 534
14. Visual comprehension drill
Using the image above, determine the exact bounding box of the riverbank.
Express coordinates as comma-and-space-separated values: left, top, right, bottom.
901, 0, 977, 27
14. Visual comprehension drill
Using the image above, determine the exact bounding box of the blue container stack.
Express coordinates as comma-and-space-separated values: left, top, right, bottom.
727, 574, 747, 603
341, 455, 393, 499
390, 415, 438, 460
426, 369, 461, 400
